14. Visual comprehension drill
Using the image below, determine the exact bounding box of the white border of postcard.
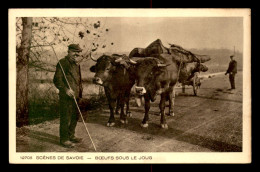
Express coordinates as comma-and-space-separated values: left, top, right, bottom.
9, 8, 251, 164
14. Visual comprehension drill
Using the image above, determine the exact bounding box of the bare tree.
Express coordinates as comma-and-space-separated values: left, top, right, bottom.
16, 17, 32, 127
16, 17, 113, 126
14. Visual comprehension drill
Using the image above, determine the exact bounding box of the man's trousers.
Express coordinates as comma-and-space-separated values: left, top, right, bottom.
59, 95, 79, 143
229, 73, 236, 89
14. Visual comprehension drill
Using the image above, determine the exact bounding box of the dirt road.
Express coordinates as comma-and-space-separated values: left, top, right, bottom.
16, 71, 243, 152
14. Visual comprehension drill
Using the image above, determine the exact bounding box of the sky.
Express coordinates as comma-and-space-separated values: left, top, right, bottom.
23, 16, 244, 57
101, 17, 243, 53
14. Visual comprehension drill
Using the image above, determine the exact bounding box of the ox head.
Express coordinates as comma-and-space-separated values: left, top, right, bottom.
194, 62, 209, 73
90, 54, 136, 86
132, 58, 169, 102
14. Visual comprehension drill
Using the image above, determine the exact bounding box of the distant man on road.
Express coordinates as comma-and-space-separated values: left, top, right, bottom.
53, 44, 84, 148
225, 55, 237, 90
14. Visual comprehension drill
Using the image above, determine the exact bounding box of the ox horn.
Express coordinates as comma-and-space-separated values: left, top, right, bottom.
90, 53, 98, 62
194, 54, 211, 63
114, 57, 123, 63
129, 59, 137, 64
157, 63, 167, 67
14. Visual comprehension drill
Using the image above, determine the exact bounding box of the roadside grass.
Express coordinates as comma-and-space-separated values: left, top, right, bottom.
27, 60, 100, 125
28, 82, 60, 125
28, 80, 107, 125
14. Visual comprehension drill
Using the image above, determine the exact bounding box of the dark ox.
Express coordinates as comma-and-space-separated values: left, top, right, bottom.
133, 57, 178, 129
179, 62, 209, 93
128, 39, 211, 129
180, 62, 209, 81
187, 62, 208, 78
132, 58, 209, 129
90, 54, 136, 127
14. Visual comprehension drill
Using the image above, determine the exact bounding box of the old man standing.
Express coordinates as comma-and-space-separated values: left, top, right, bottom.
53, 44, 84, 148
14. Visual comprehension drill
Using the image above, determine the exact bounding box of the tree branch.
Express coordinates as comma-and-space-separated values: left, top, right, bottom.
30, 44, 54, 48
29, 61, 56, 72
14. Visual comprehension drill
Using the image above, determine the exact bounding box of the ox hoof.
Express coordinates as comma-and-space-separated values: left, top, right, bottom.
120, 119, 128, 124
156, 90, 163, 95
140, 123, 149, 128
169, 112, 175, 117
127, 112, 132, 117
107, 122, 115, 127
161, 124, 168, 129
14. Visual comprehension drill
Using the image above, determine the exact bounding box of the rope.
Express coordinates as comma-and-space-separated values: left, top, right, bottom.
176, 57, 183, 85
51, 46, 97, 151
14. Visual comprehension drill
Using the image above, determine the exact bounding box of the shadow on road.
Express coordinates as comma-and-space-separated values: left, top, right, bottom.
85, 109, 242, 152
177, 93, 242, 103
17, 109, 242, 152
189, 95, 242, 103
29, 130, 60, 145
16, 128, 62, 152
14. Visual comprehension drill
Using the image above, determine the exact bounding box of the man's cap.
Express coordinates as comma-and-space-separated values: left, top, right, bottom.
230, 55, 234, 58
68, 44, 83, 52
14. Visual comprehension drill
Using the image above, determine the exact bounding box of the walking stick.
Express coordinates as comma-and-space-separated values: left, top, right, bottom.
51, 46, 97, 151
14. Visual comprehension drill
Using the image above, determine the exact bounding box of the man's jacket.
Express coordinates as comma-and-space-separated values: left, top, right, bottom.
53, 56, 83, 99
226, 60, 237, 74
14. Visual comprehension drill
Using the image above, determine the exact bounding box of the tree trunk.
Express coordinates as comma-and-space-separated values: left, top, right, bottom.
16, 17, 32, 127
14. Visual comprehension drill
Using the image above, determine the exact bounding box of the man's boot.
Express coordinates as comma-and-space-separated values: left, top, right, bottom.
60, 140, 75, 148
70, 136, 83, 143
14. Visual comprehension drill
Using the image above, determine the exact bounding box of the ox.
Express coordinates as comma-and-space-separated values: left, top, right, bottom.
130, 56, 209, 129
179, 62, 209, 93
90, 54, 136, 127
129, 39, 210, 129
181, 62, 208, 80
131, 57, 177, 129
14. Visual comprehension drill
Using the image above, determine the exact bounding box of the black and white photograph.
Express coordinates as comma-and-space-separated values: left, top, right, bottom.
9, 9, 251, 164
